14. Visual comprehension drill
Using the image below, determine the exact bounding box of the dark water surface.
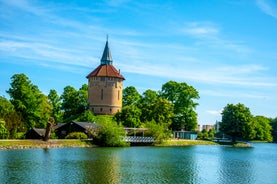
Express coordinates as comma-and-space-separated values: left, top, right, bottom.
0, 143, 277, 184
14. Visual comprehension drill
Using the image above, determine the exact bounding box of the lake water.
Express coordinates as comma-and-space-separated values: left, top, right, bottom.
0, 143, 277, 184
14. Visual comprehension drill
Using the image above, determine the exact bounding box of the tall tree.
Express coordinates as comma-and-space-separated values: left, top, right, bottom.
114, 105, 142, 128
61, 86, 79, 120
60, 84, 88, 121
48, 89, 63, 122
252, 116, 272, 142
220, 103, 255, 143
271, 117, 277, 143
122, 86, 141, 106
139, 90, 159, 122
6, 74, 51, 130
139, 90, 174, 126
0, 96, 22, 138
160, 81, 199, 131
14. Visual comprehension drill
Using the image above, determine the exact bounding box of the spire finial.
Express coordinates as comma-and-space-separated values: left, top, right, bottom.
101, 36, 113, 65
106, 34, 109, 42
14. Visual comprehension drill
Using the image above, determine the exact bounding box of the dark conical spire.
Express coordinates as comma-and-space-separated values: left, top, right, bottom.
101, 37, 113, 65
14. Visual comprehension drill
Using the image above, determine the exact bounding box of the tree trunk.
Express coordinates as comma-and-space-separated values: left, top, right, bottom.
44, 117, 55, 141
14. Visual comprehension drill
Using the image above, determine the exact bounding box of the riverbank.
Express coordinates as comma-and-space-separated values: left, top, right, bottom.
1, 139, 253, 150
156, 139, 218, 146
0, 139, 95, 150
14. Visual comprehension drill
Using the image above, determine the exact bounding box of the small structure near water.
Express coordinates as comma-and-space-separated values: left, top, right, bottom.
173, 131, 198, 140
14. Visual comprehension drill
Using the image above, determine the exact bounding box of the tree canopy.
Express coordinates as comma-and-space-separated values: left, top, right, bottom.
160, 81, 199, 131
6, 73, 51, 130
220, 103, 254, 142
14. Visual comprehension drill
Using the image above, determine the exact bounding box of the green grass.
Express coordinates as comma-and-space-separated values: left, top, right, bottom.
155, 139, 218, 146
0, 139, 95, 149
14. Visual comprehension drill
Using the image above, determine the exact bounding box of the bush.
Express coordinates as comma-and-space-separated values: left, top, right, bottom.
94, 115, 129, 147
16, 132, 25, 139
65, 132, 88, 139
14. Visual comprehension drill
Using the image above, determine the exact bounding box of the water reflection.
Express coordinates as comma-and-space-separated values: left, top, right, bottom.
218, 146, 255, 184
1, 144, 277, 184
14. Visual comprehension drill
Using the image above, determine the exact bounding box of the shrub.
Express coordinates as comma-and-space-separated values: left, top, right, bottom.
65, 132, 88, 139
94, 115, 129, 147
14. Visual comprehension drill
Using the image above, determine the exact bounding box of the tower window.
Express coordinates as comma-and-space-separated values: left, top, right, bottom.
101, 89, 104, 100
118, 90, 120, 100
101, 77, 105, 81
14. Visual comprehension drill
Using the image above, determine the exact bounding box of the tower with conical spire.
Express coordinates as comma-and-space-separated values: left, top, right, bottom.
86, 38, 125, 115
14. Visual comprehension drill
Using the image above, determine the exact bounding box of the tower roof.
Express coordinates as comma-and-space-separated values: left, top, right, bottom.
86, 64, 125, 79
101, 40, 113, 65
87, 39, 124, 79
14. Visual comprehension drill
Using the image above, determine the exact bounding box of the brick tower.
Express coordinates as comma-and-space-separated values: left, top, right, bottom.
86, 39, 125, 115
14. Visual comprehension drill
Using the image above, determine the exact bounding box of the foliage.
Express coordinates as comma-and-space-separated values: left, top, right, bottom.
220, 103, 254, 143
6, 73, 51, 130
271, 117, 277, 142
252, 116, 272, 142
60, 84, 88, 121
0, 119, 9, 139
144, 120, 171, 144
94, 115, 129, 147
139, 90, 174, 125
0, 96, 23, 138
48, 89, 63, 122
114, 105, 142, 127
16, 132, 26, 139
74, 110, 96, 122
122, 86, 141, 106
65, 132, 88, 139
197, 129, 216, 140
160, 81, 199, 131
0, 96, 14, 116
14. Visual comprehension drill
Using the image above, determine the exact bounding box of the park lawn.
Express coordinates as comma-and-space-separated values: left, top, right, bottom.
156, 139, 218, 146
0, 139, 95, 149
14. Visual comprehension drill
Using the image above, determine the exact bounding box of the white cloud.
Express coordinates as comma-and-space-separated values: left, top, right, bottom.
181, 22, 220, 38
257, 0, 277, 19
206, 110, 222, 116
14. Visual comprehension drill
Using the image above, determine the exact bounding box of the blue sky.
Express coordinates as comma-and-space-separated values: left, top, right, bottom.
1, 0, 277, 125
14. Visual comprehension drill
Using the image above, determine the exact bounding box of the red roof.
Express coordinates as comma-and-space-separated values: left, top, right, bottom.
86, 64, 125, 80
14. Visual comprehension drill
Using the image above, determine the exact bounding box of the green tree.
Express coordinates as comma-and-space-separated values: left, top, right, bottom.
220, 103, 255, 143
0, 119, 9, 139
75, 109, 96, 122
61, 85, 88, 121
61, 86, 79, 120
114, 105, 142, 127
6, 73, 51, 130
271, 117, 277, 142
122, 86, 141, 106
252, 116, 272, 142
160, 81, 199, 131
144, 120, 171, 144
77, 84, 89, 112
0, 96, 14, 116
147, 98, 174, 126
48, 89, 63, 122
94, 115, 129, 147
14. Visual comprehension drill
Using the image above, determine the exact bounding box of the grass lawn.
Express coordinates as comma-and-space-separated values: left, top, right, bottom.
156, 139, 218, 146
0, 139, 95, 149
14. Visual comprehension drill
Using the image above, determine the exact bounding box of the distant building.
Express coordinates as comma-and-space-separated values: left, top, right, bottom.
86, 39, 125, 115
202, 125, 215, 131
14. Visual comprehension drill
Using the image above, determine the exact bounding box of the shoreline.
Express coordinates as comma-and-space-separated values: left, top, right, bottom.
0, 139, 96, 150
1, 139, 253, 150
